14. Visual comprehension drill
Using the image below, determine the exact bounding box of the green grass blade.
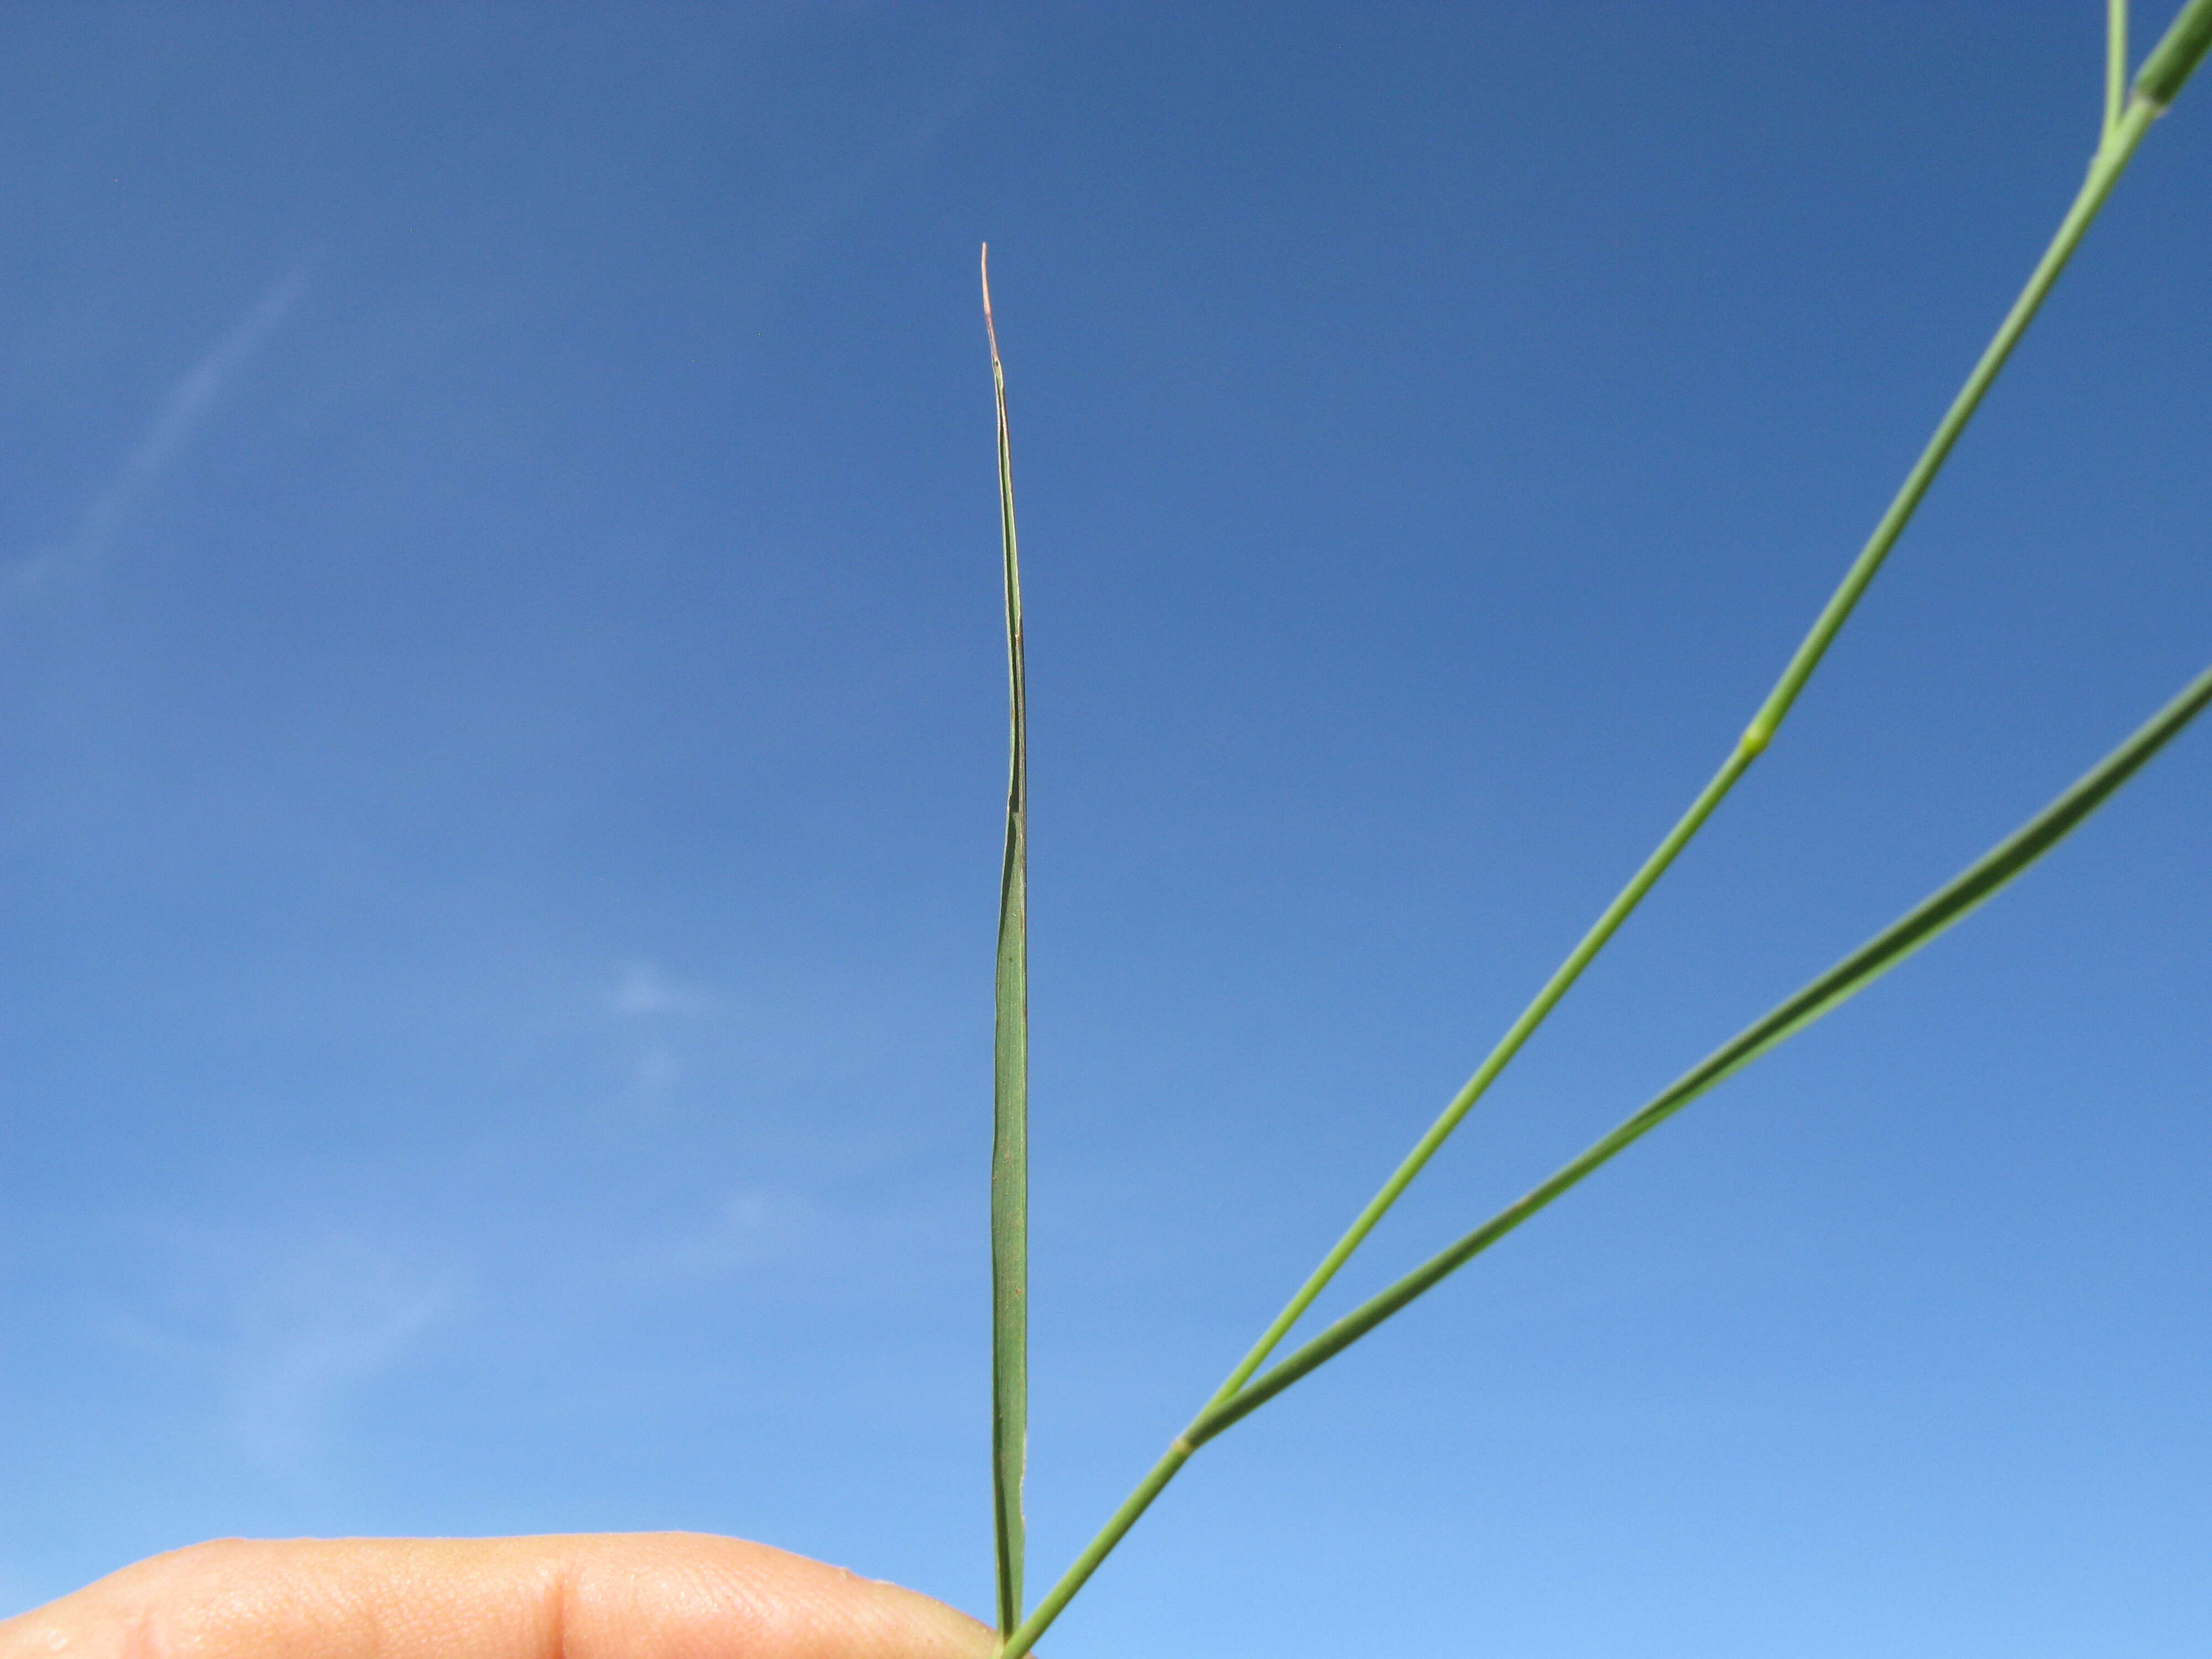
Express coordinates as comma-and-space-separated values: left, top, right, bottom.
982, 244, 1029, 1644
1201, 41, 2166, 1420
1187, 657, 2212, 1444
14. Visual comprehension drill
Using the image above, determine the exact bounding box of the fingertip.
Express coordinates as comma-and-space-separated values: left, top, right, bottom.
559, 1533, 1000, 1658
1, 1533, 1001, 1659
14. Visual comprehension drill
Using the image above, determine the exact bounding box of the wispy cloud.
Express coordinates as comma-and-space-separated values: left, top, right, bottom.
608, 960, 718, 1104
223, 1238, 451, 1476
9, 263, 308, 592
610, 959, 716, 1018
636, 1188, 823, 1280
107, 1228, 453, 1480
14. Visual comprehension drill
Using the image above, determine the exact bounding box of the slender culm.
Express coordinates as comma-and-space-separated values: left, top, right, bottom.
1198, 0, 2179, 1431
1006, 655, 2212, 1658
996, 6, 2212, 1653
1187, 656, 2212, 1443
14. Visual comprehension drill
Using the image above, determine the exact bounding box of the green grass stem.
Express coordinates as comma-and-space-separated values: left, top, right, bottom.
1190, 655, 2212, 1442
998, 9, 2212, 1646
1201, 28, 2167, 1426
982, 244, 1029, 1644
998, 1439, 1196, 1658
1201, 743, 1756, 1410
998, 652, 2212, 1659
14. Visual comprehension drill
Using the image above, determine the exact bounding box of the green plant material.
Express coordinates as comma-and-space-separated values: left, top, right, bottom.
993, 5, 2212, 1652
2110, 0, 2131, 138
1191, 655, 2212, 1443
982, 244, 1029, 1646
2136, 0, 2212, 105
1000, 656, 2212, 1659
1198, 0, 2172, 1430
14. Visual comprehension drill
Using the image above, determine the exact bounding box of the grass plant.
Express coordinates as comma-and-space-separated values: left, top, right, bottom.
984, 5, 2212, 1651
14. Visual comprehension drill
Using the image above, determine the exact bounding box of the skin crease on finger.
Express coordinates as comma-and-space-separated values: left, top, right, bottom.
0, 1533, 1004, 1659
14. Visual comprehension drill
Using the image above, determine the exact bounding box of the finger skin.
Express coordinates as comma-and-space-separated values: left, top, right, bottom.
0, 1533, 1000, 1659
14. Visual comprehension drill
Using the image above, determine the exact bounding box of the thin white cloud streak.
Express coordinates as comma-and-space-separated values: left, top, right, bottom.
608, 961, 717, 1105
10, 263, 308, 591
611, 960, 716, 1018
637, 1188, 821, 1280
104, 1228, 453, 1481
223, 1238, 451, 1478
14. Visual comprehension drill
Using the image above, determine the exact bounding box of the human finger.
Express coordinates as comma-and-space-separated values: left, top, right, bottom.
0, 1531, 1001, 1659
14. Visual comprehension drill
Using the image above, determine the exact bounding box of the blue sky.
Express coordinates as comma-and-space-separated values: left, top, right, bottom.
2, 3, 2209, 1653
